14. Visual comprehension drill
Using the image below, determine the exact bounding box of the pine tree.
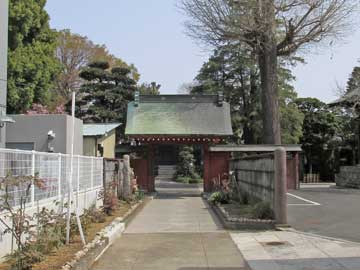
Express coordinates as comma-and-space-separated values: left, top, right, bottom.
76, 61, 136, 124
176, 146, 197, 178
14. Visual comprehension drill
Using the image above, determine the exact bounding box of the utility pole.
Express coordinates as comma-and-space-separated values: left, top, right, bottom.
0, 0, 14, 147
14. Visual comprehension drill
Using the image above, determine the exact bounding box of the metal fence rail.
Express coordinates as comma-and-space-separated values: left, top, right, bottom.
0, 148, 103, 206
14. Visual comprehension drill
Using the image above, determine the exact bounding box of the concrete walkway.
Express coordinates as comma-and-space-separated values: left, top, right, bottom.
91, 180, 246, 270
231, 230, 360, 270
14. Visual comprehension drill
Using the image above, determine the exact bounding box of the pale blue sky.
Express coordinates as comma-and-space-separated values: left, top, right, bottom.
45, 0, 360, 103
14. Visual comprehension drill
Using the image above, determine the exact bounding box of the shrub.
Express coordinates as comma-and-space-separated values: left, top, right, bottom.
5, 246, 43, 270
83, 204, 107, 224
98, 181, 119, 215
175, 176, 190, 184
252, 201, 274, 220
175, 174, 203, 184
208, 191, 230, 205
239, 191, 250, 205
34, 207, 67, 254
176, 146, 198, 178
0, 173, 45, 270
134, 189, 145, 201
188, 177, 203, 184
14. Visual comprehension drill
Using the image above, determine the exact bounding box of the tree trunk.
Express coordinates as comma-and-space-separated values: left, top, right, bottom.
248, 67, 258, 144
258, 39, 281, 144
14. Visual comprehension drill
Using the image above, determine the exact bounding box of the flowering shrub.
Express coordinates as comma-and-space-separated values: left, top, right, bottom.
0, 173, 45, 270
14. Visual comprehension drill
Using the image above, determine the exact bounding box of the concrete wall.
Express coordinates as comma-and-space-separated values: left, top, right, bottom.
0, 0, 9, 147
336, 166, 360, 189
6, 114, 83, 155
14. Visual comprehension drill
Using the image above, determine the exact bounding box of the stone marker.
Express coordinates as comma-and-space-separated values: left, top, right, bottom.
274, 147, 287, 224
123, 155, 131, 200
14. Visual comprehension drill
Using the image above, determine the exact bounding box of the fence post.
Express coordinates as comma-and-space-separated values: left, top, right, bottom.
123, 155, 131, 200
77, 156, 80, 208
58, 153, 62, 200
91, 158, 94, 189
274, 147, 287, 225
102, 158, 106, 205
118, 160, 123, 199
31, 150, 35, 206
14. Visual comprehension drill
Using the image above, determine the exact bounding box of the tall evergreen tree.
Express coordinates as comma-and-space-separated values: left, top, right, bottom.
7, 0, 60, 113
76, 61, 136, 124
296, 98, 342, 180
346, 66, 360, 93
191, 44, 303, 144
138, 82, 161, 95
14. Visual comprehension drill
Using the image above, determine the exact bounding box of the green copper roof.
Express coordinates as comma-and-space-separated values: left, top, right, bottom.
125, 95, 233, 136
83, 123, 121, 136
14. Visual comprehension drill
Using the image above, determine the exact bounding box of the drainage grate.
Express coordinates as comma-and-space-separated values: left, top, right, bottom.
261, 241, 289, 246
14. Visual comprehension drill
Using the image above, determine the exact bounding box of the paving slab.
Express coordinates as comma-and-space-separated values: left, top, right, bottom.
125, 180, 223, 234
231, 230, 360, 270
92, 180, 246, 270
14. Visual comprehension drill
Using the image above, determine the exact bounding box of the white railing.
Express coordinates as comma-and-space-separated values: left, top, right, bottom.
0, 148, 103, 207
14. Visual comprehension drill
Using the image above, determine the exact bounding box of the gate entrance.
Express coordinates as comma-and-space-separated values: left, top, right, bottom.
125, 93, 233, 192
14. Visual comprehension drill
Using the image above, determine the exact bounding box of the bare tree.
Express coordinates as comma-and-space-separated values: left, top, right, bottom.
55, 30, 140, 101
55, 30, 96, 99
180, 0, 358, 144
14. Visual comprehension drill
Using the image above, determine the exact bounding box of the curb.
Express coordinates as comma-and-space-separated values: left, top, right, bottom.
60, 197, 152, 270
279, 227, 360, 245
202, 195, 275, 231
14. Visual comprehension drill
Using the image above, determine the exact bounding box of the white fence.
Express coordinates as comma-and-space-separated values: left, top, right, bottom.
0, 148, 104, 259
0, 148, 103, 206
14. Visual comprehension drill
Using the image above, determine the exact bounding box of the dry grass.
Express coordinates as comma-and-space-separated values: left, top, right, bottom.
0, 201, 133, 270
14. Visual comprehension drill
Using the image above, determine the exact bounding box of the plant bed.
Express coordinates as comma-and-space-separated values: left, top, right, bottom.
204, 195, 275, 230
0, 198, 149, 270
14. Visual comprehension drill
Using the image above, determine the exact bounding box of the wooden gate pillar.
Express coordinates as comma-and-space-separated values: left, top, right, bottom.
203, 144, 211, 192
147, 144, 155, 192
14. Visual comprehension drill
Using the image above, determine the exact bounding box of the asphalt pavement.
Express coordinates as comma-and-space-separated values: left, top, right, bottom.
287, 184, 360, 243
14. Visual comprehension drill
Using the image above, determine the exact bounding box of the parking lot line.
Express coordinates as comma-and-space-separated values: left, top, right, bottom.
287, 193, 321, 206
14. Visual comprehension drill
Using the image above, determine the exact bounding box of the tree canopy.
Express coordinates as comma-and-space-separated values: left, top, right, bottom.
138, 82, 161, 95
191, 44, 303, 144
180, 0, 357, 144
346, 65, 360, 94
7, 0, 60, 113
76, 61, 137, 124
55, 29, 140, 101
296, 98, 343, 179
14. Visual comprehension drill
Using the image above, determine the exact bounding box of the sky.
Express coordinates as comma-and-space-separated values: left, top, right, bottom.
45, 0, 360, 103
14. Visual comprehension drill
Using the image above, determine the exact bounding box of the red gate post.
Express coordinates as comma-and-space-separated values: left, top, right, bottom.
148, 144, 155, 192
203, 144, 211, 192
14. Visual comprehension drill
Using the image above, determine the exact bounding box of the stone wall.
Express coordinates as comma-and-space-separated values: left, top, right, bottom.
231, 155, 275, 208
336, 166, 360, 189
